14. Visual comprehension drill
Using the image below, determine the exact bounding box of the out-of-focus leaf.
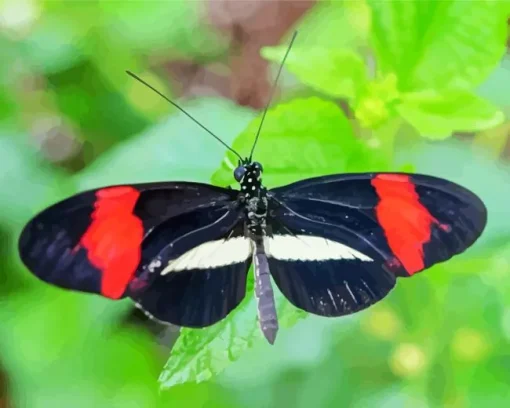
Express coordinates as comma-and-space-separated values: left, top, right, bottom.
261, 47, 367, 100
47, 61, 149, 154
473, 122, 510, 160
0, 290, 163, 408
17, 15, 86, 75
75, 98, 255, 189
466, 355, 510, 406
368, 0, 508, 91
98, 0, 227, 58
0, 87, 18, 128
284, 0, 370, 49
0, 134, 70, 230
212, 97, 390, 189
476, 54, 510, 112
397, 90, 505, 139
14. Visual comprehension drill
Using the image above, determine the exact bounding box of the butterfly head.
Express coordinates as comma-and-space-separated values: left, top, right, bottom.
234, 161, 264, 195
234, 160, 263, 182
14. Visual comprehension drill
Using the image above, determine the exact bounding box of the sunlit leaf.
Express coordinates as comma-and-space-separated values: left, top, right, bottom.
368, 0, 508, 91
397, 90, 505, 139
284, 0, 370, 49
159, 280, 306, 389
261, 47, 368, 100
98, 0, 228, 57
212, 97, 390, 188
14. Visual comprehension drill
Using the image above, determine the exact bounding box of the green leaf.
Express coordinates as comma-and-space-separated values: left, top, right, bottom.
75, 98, 256, 189
0, 134, 70, 230
98, 0, 228, 57
48, 61, 150, 153
162, 97, 393, 388
0, 290, 163, 408
18, 14, 86, 75
368, 0, 508, 91
261, 47, 367, 100
397, 90, 505, 139
284, 0, 370, 49
212, 97, 389, 189
159, 275, 307, 389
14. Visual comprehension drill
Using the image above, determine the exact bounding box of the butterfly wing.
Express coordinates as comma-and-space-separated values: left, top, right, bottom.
18, 182, 240, 300
132, 220, 252, 327
266, 172, 486, 316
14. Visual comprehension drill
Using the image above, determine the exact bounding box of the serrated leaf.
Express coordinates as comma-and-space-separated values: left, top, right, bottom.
75, 98, 255, 189
261, 47, 367, 100
159, 275, 306, 389
285, 0, 370, 49
368, 0, 508, 91
397, 90, 505, 139
212, 97, 388, 189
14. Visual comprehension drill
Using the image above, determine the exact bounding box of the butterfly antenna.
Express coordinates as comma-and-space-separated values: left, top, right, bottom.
248, 31, 298, 162
126, 70, 243, 161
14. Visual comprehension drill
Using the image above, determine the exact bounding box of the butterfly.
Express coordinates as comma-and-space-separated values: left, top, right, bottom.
17, 33, 487, 344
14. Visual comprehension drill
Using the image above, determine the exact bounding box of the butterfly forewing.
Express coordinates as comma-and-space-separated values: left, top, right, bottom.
18, 182, 239, 300
266, 172, 487, 317
271, 172, 486, 276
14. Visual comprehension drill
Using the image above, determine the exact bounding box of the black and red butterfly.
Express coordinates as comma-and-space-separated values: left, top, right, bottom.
17, 35, 487, 344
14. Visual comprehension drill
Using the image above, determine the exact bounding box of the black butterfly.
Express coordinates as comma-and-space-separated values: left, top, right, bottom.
17, 34, 487, 344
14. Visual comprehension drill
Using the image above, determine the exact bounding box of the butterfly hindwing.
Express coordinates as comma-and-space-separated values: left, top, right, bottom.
133, 222, 252, 327
18, 182, 238, 299
264, 211, 397, 316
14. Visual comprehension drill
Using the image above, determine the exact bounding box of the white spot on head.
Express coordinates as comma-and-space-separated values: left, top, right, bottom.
252, 186, 256, 190
248, 178, 252, 182
242, 185, 246, 190
264, 235, 373, 262
161, 237, 252, 274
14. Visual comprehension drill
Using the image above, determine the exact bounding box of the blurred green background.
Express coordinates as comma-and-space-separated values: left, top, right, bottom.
1, 0, 510, 407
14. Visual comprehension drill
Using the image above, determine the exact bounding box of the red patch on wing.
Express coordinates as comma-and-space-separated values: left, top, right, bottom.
371, 174, 440, 275
78, 186, 143, 299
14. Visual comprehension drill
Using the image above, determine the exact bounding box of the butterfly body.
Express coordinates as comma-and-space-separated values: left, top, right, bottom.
18, 158, 487, 344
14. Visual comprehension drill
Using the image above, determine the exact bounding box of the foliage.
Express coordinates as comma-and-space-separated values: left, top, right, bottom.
0, 0, 509, 406
262, 0, 507, 139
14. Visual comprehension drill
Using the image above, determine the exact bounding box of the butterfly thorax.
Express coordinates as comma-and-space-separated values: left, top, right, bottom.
236, 162, 268, 237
